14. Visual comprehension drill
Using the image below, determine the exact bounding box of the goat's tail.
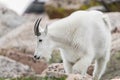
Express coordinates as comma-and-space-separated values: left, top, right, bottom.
102, 14, 112, 31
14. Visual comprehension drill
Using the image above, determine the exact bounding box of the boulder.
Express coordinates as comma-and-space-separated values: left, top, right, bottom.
40, 63, 93, 80
41, 63, 66, 78
66, 74, 92, 80
111, 76, 120, 80
0, 21, 8, 37
97, 0, 120, 12
106, 12, 120, 33
103, 51, 120, 79
0, 56, 34, 78
0, 22, 35, 53
0, 5, 26, 37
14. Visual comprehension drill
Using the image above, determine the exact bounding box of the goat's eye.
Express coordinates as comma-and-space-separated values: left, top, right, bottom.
39, 39, 42, 42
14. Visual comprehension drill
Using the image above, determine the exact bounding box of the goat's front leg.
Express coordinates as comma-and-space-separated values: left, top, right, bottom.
63, 59, 72, 74
60, 49, 73, 74
72, 54, 93, 76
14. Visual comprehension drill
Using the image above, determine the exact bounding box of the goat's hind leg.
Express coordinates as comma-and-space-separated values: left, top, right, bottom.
93, 56, 109, 80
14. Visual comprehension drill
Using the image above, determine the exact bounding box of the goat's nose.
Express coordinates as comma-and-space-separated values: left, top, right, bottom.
34, 55, 40, 60
34, 55, 37, 58
37, 56, 40, 59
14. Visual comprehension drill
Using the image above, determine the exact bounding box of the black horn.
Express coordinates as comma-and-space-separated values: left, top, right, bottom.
34, 18, 42, 36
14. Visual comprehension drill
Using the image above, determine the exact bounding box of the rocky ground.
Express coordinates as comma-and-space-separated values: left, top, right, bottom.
0, 3, 120, 80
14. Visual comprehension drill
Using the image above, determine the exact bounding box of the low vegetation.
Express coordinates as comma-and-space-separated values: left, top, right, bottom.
0, 76, 66, 80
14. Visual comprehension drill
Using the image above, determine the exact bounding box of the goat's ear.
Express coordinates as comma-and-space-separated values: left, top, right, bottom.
44, 25, 48, 35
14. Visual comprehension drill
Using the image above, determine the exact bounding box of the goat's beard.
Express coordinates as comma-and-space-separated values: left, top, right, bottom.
40, 55, 51, 62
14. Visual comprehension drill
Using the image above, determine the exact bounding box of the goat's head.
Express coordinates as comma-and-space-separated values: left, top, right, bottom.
33, 18, 53, 62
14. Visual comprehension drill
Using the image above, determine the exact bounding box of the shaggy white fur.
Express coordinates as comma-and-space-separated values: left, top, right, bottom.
34, 10, 111, 80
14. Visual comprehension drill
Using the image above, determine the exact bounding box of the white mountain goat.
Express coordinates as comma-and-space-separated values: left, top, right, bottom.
33, 11, 111, 80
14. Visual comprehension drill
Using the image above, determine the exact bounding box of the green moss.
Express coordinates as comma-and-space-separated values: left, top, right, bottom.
80, 0, 101, 10
45, 0, 102, 19
0, 76, 66, 80
0, 78, 4, 80
45, 5, 77, 19
115, 51, 120, 60
42, 76, 66, 80
49, 50, 62, 63
107, 2, 120, 11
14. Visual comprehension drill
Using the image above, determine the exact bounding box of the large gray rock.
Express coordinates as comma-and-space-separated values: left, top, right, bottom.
101, 51, 120, 80
97, 0, 120, 4
0, 56, 34, 78
0, 5, 26, 37
0, 22, 35, 53
111, 76, 120, 80
107, 12, 120, 32
107, 12, 120, 52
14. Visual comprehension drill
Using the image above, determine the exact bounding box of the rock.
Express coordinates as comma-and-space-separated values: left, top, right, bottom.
111, 76, 120, 80
112, 33, 120, 52
101, 51, 120, 80
0, 21, 8, 37
97, 0, 120, 11
0, 5, 26, 37
0, 22, 35, 53
66, 74, 92, 80
87, 65, 94, 76
107, 12, 120, 52
41, 63, 66, 78
0, 56, 34, 78
97, 0, 120, 4
41, 63, 93, 80
106, 12, 120, 33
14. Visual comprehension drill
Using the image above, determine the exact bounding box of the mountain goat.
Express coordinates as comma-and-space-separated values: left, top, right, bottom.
33, 10, 111, 80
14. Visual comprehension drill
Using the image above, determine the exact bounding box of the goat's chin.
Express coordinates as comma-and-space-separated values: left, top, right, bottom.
41, 57, 50, 62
